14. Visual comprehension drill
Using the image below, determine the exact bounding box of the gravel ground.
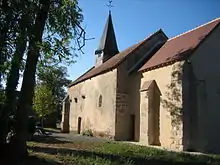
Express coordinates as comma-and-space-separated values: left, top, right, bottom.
48, 131, 111, 143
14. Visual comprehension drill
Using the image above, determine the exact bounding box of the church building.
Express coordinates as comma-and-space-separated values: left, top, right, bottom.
61, 12, 220, 154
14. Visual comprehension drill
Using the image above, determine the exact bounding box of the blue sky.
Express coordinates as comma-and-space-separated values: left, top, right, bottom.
67, 0, 220, 81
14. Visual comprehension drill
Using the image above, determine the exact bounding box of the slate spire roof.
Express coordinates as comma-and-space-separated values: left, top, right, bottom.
69, 17, 220, 87
69, 30, 165, 87
95, 12, 119, 58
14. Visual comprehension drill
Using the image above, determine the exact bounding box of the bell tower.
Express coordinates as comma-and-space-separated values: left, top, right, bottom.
95, 2, 119, 67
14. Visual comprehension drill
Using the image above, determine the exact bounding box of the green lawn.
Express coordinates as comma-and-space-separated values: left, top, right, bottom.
26, 136, 220, 165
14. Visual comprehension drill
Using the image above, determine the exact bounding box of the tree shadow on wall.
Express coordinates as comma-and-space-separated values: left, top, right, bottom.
161, 61, 220, 154
161, 61, 199, 152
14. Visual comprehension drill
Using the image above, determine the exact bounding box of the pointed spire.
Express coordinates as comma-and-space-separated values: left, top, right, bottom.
95, 12, 119, 66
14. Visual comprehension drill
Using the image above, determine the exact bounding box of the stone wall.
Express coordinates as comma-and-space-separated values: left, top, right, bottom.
115, 92, 130, 140
185, 25, 220, 153
115, 31, 168, 141
127, 73, 142, 141
139, 91, 149, 143
140, 62, 184, 150
170, 124, 183, 151
61, 96, 70, 133
116, 93, 128, 114
68, 70, 117, 138
139, 81, 161, 146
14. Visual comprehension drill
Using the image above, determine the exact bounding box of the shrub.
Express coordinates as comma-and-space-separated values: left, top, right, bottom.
82, 129, 93, 137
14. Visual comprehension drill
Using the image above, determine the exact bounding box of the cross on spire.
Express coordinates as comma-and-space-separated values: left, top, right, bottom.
106, 0, 114, 13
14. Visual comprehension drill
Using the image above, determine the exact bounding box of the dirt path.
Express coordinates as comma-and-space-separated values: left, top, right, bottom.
47, 131, 111, 143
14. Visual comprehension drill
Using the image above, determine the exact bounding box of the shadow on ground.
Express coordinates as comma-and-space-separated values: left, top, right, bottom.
29, 145, 213, 165
0, 154, 61, 165
30, 135, 69, 144
24, 155, 61, 165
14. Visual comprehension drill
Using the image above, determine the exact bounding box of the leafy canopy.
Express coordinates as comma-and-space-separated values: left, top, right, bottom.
33, 84, 56, 118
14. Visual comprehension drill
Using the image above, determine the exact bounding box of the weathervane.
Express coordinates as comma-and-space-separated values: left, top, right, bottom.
106, 0, 114, 13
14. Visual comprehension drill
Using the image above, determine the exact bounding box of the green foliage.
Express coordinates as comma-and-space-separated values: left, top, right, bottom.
0, 0, 85, 159
0, 90, 6, 105
82, 129, 94, 137
162, 63, 183, 130
33, 84, 56, 118
37, 65, 71, 99
0, 0, 34, 80
36, 65, 71, 124
40, 0, 84, 67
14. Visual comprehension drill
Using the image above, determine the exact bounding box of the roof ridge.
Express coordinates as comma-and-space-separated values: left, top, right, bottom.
69, 29, 165, 87
114, 29, 164, 62
139, 17, 220, 73
113, 29, 163, 59
168, 17, 220, 41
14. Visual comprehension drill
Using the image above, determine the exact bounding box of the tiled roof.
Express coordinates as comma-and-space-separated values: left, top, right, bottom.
69, 30, 163, 87
139, 18, 220, 72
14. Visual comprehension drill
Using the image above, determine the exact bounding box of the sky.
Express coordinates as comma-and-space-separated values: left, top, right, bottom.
67, 0, 220, 82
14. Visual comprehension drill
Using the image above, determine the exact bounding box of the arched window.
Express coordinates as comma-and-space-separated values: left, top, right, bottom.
98, 95, 102, 107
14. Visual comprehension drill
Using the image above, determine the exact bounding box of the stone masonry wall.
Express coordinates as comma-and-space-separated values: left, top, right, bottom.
115, 92, 131, 140
68, 70, 117, 138
116, 93, 128, 114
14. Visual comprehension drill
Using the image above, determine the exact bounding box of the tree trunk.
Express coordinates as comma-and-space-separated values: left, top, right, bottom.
0, 0, 16, 147
13, 0, 50, 159
0, 14, 28, 146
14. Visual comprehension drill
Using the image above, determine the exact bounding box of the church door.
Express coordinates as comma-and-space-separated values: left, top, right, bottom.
77, 117, 82, 134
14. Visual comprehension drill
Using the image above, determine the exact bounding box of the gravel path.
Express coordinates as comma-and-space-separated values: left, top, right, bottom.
49, 131, 111, 143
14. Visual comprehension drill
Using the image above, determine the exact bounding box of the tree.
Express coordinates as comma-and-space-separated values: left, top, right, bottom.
14, 0, 51, 158
33, 84, 56, 125
37, 65, 71, 126
0, 0, 29, 86
0, 0, 85, 160
14, 0, 84, 159
37, 65, 71, 100
0, 0, 34, 146
0, 0, 13, 84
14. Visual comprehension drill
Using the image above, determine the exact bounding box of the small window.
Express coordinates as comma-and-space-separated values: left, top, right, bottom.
98, 95, 102, 107
74, 98, 78, 103
82, 95, 86, 99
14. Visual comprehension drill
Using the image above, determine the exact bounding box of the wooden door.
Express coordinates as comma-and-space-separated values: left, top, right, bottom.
77, 117, 82, 134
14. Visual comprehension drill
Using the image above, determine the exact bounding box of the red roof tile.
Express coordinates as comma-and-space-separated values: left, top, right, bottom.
69, 30, 162, 87
139, 18, 220, 72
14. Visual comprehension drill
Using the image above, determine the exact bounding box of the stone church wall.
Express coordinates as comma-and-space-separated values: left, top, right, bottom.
68, 69, 117, 138
114, 31, 167, 141
128, 73, 142, 142
115, 61, 131, 140
115, 92, 130, 140
185, 25, 220, 153
141, 62, 184, 151
140, 25, 220, 153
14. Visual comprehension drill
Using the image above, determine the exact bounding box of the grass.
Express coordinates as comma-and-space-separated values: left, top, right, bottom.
25, 135, 220, 165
